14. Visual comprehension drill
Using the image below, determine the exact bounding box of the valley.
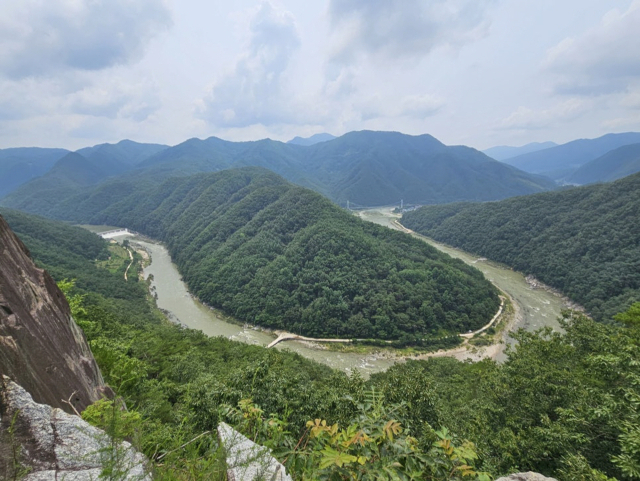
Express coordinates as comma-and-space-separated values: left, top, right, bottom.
82, 201, 567, 374
3, 3, 640, 477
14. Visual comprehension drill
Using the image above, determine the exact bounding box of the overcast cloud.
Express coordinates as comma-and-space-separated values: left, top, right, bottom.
0, 0, 172, 79
0, 0, 638, 150
328, 0, 495, 63
543, 0, 640, 95
197, 2, 307, 127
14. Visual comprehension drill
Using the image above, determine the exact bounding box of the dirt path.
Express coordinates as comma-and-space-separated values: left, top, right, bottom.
123, 248, 134, 281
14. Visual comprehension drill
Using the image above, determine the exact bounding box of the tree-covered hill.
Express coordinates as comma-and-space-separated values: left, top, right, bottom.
1, 140, 172, 215
42, 167, 499, 339
567, 143, 640, 185
1, 130, 553, 215
137, 130, 555, 206
402, 172, 640, 321
2, 131, 554, 212
4, 206, 640, 480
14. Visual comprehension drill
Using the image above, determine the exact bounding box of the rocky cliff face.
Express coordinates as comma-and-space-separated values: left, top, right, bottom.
0, 214, 108, 414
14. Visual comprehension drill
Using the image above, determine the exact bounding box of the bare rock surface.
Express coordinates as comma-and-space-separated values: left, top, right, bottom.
218, 422, 292, 481
1, 377, 150, 480
0, 213, 109, 414
496, 473, 558, 481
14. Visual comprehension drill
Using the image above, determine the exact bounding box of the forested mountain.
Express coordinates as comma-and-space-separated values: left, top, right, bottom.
133, 130, 555, 205
0, 147, 68, 198
502, 132, 640, 180
1, 152, 111, 216
17, 167, 498, 339
402, 172, 640, 321
567, 143, 640, 185
2, 141, 171, 215
76, 139, 168, 174
4, 201, 640, 481
482, 141, 557, 161
293, 131, 556, 205
287, 133, 336, 145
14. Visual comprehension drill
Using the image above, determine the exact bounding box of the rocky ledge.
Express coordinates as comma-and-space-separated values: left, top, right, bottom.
0, 377, 149, 480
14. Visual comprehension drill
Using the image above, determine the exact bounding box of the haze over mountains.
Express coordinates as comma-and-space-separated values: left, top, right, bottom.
287, 133, 336, 146
566, 143, 640, 185
0, 147, 69, 198
495, 132, 640, 182
1, 131, 554, 213
482, 141, 558, 161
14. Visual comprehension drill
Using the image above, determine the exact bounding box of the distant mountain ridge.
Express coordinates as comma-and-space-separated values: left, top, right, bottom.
566, 143, 640, 185
3, 131, 554, 212
135, 130, 555, 206
483, 141, 557, 161
1, 141, 171, 216
502, 132, 640, 181
0, 147, 69, 198
287, 133, 337, 146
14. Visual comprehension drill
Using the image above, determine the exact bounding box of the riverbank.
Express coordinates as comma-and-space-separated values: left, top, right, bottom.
82, 215, 571, 374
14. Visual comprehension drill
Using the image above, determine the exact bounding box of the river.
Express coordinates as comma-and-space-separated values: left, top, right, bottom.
359, 208, 568, 361
86, 210, 569, 372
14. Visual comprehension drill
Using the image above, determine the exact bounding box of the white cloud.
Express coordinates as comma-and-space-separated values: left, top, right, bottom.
498, 98, 591, 130
197, 2, 312, 128
0, 0, 172, 79
543, 0, 640, 95
328, 0, 495, 63
360, 94, 445, 121
0, 73, 160, 121
66, 76, 161, 121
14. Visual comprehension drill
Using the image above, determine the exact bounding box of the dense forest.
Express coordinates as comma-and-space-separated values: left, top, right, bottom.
402, 172, 640, 321
4, 206, 640, 480
1, 131, 554, 213
31, 168, 500, 339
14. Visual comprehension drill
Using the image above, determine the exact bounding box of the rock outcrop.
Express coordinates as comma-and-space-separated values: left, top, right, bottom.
218, 422, 292, 481
0, 377, 149, 480
0, 214, 108, 414
496, 473, 558, 481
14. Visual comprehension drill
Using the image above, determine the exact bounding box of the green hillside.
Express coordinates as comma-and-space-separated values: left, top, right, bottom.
402, 172, 640, 321
2, 131, 554, 213
1, 140, 169, 208
4, 206, 640, 480
567, 143, 640, 185
137, 130, 555, 205
51, 168, 500, 339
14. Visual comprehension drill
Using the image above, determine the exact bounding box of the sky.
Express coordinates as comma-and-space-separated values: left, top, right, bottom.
0, 0, 639, 151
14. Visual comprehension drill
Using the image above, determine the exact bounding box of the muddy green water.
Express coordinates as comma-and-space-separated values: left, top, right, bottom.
88, 208, 568, 371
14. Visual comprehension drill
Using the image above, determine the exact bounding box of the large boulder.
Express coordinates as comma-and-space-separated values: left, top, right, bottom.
218, 422, 292, 481
0, 214, 109, 414
0, 377, 149, 480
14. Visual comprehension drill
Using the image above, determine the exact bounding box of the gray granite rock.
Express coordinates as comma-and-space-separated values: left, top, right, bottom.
218, 422, 292, 481
496, 472, 558, 481
1, 378, 150, 480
